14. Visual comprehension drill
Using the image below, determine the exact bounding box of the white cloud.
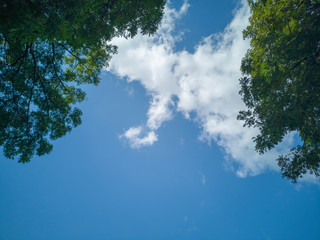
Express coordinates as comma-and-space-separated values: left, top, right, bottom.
147, 95, 173, 130
107, 0, 316, 182
120, 126, 158, 149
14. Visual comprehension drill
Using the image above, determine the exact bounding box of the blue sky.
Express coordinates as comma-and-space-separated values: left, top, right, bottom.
1, 0, 320, 239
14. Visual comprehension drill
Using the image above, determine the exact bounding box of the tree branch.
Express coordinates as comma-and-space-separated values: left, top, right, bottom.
58, 43, 82, 62
10, 43, 29, 68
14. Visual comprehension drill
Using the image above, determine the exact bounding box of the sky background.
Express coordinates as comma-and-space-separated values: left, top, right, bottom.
1, 0, 320, 239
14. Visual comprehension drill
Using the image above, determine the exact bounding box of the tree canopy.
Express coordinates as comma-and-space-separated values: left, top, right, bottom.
0, 0, 165, 162
238, 0, 320, 182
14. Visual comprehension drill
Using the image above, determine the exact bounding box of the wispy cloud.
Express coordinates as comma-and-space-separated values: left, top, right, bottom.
198, 171, 206, 185
107, 1, 302, 179
184, 216, 200, 232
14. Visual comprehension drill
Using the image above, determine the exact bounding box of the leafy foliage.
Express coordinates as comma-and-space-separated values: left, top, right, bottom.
0, 0, 165, 162
238, 0, 320, 182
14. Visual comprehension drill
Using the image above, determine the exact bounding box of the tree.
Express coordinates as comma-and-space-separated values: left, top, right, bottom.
238, 0, 320, 182
0, 0, 165, 163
